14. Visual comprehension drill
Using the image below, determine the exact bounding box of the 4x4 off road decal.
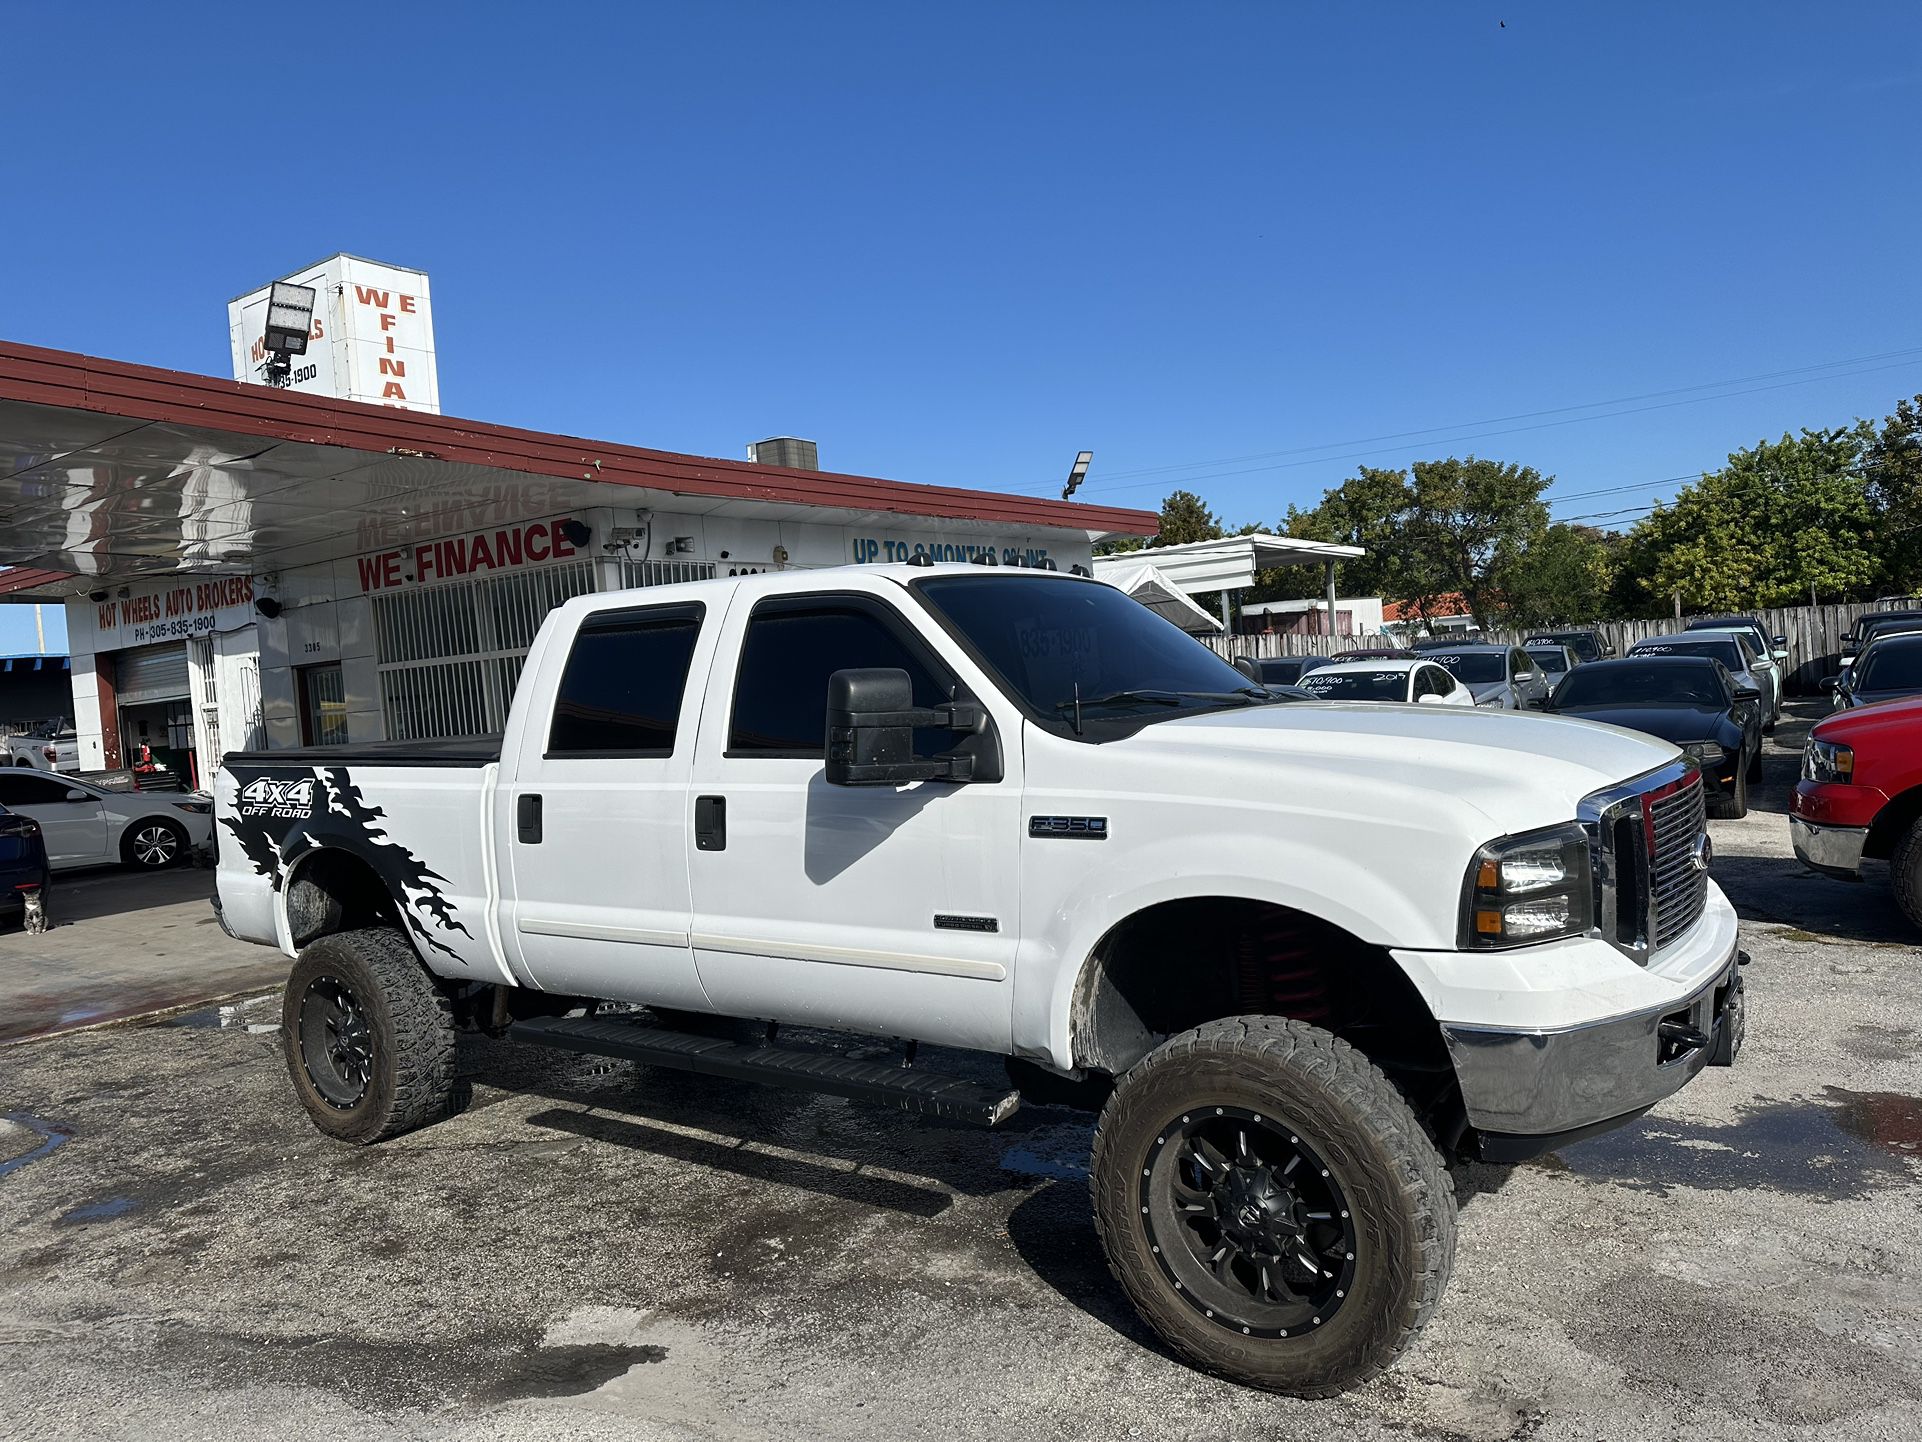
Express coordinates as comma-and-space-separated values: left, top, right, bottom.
222, 766, 474, 963
237, 776, 318, 817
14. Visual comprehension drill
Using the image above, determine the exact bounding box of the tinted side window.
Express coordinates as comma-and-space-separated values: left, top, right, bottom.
730, 603, 949, 755
547, 605, 704, 755
0, 774, 75, 806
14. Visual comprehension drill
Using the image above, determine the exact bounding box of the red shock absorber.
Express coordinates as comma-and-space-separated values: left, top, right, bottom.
1234, 913, 1334, 1023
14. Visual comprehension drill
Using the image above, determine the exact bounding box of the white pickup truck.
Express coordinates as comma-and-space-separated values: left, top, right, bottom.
214, 563, 1744, 1395
6, 722, 79, 773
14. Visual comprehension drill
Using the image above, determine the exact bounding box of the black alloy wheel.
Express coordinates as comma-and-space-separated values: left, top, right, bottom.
297, 975, 374, 1109
1142, 1105, 1358, 1338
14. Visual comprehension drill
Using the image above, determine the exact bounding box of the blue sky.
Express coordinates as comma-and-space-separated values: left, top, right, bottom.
3, 1, 1919, 571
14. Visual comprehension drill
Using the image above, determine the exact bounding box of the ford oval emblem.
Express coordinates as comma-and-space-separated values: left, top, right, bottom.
1687, 834, 1713, 873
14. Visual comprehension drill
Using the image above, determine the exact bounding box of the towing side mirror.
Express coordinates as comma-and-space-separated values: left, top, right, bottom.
825, 668, 984, 786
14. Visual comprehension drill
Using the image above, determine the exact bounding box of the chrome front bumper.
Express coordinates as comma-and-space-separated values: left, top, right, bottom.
1789, 816, 1868, 880
1441, 932, 1743, 1152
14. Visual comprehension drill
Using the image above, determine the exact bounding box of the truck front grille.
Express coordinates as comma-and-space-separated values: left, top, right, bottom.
1648, 774, 1708, 949
1582, 761, 1710, 964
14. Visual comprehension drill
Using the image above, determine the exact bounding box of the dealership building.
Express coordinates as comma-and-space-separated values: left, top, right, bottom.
0, 276, 1151, 785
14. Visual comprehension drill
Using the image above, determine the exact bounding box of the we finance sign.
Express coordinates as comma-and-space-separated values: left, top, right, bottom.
356, 518, 584, 592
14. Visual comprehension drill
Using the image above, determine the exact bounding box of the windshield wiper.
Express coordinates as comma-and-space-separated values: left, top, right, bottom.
1054, 689, 1191, 716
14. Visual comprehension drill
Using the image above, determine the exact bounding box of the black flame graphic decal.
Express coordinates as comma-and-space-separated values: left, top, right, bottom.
316, 768, 474, 962
221, 811, 285, 891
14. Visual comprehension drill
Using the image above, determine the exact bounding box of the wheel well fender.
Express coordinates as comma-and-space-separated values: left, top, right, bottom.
280, 844, 403, 949
1066, 896, 1461, 1141
1865, 782, 1922, 860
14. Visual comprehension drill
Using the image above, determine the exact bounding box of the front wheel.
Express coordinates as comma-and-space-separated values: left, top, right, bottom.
1090, 1016, 1456, 1396
1708, 764, 1748, 820
121, 818, 187, 868
1891, 820, 1922, 931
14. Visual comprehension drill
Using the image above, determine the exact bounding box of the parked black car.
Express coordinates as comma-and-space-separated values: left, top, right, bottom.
1547, 656, 1764, 819
1833, 632, 1922, 710
1524, 629, 1612, 663
1232, 654, 1334, 688
0, 803, 51, 925
1410, 634, 1485, 651
1842, 609, 1922, 661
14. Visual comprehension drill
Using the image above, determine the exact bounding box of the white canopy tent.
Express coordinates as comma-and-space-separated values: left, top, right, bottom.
1092, 533, 1367, 636
1099, 562, 1228, 634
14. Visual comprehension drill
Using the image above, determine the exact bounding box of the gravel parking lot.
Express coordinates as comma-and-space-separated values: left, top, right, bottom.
3, 702, 1919, 1441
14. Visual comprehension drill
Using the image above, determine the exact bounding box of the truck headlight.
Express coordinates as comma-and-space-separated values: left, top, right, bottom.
1461, 824, 1594, 949
1803, 739, 1854, 784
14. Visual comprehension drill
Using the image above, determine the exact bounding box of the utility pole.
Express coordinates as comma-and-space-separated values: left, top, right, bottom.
1673, 589, 1682, 622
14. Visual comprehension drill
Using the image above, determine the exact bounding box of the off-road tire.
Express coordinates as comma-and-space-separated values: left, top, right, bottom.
283, 928, 463, 1144
1891, 820, 1922, 931
1708, 764, 1748, 820
1090, 1016, 1456, 1396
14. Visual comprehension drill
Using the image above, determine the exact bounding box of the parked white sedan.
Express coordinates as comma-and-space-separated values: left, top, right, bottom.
0, 770, 214, 871
1294, 659, 1477, 706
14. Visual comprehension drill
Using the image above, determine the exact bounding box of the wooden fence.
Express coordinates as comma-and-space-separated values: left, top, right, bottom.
1202, 599, 1922, 695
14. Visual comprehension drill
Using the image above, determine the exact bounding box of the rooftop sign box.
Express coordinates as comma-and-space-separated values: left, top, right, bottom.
228, 254, 441, 414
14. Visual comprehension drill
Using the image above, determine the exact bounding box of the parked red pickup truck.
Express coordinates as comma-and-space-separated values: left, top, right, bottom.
1790, 695, 1922, 927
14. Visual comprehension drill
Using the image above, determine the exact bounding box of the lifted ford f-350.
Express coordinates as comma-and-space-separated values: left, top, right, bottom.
215, 564, 1744, 1395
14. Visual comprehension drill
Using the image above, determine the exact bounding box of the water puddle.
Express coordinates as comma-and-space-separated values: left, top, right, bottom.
56, 1196, 138, 1224
151, 999, 278, 1033
998, 1123, 1092, 1181
1544, 1089, 1922, 1199
0, 1113, 74, 1179
472, 1343, 669, 1402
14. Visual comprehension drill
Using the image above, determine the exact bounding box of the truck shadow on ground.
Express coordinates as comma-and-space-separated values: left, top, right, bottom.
1708, 853, 1910, 945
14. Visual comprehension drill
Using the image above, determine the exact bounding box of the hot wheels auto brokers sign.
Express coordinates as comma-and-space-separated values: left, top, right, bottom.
95, 576, 256, 647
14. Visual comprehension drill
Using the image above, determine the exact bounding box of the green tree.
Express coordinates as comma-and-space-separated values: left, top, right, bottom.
1403, 457, 1552, 628
1865, 394, 1922, 593
1149, 489, 1223, 548
1636, 427, 1879, 610
1498, 523, 1619, 626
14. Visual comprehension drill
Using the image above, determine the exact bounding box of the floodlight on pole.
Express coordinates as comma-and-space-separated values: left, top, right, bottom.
1062, 449, 1093, 499
260, 280, 318, 386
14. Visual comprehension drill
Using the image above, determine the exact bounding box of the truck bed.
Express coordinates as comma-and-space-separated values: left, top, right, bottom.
222, 736, 502, 768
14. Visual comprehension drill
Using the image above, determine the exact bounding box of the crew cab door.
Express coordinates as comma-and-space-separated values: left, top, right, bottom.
685, 585, 1020, 1051
497, 599, 716, 1008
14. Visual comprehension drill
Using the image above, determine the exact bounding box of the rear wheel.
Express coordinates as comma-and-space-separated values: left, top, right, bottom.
283, 928, 463, 1143
1090, 1016, 1455, 1396
120, 818, 187, 869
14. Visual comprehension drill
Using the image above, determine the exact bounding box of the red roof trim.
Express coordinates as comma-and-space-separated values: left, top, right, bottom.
0, 340, 1156, 536
0, 568, 78, 598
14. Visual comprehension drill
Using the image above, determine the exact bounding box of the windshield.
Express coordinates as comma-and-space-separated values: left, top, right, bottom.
1855, 640, 1922, 693
1429, 652, 1505, 684
1525, 647, 1571, 674
914, 576, 1262, 726
1255, 657, 1313, 685
1631, 639, 1743, 671
1528, 633, 1598, 661
1856, 612, 1922, 640
1295, 669, 1407, 701
1555, 662, 1727, 708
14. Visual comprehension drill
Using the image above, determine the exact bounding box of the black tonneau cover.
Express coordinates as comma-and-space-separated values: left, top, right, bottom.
222, 736, 503, 769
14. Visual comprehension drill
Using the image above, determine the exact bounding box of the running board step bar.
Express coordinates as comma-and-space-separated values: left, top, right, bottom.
506, 1013, 1023, 1128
